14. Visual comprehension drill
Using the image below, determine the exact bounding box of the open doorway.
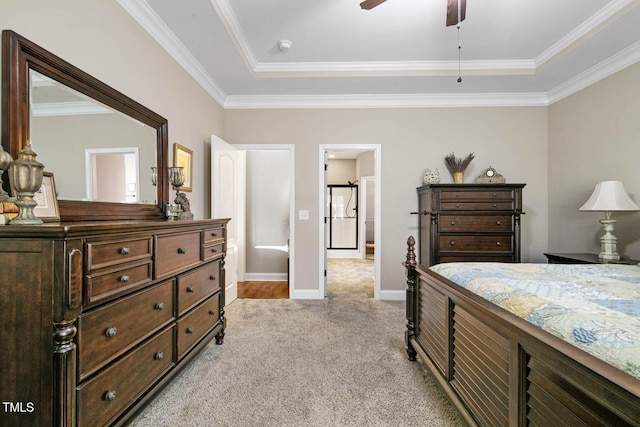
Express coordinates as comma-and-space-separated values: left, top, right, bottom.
212, 139, 295, 303
85, 147, 139, 203
319, 144, 381, 300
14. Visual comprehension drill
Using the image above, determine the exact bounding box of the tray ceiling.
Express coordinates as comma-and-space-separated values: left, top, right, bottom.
119, 0, 640, 108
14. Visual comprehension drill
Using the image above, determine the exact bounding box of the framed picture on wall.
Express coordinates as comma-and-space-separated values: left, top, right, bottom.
174, 143, 193, 192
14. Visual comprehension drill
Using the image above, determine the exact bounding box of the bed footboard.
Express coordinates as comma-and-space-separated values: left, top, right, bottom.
404, 237, 640, 427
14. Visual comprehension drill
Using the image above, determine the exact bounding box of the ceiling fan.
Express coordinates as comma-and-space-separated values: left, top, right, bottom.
360, 0, 467, 26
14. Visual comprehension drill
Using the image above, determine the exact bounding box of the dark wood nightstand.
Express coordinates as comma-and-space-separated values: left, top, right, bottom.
544, 253, 640, 265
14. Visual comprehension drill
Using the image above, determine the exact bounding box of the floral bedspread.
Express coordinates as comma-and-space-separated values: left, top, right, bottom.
430, 262, 640, 380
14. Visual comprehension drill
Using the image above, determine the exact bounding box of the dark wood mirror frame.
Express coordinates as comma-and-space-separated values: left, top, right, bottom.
1, 30, 168, 221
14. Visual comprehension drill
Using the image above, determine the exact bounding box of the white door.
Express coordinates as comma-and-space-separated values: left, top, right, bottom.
211, 135, 242, 305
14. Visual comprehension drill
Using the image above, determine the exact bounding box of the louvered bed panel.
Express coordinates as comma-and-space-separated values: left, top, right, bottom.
417, 280, 449, 377
403, 239, 640, 427
451, 305, 510, 427
527, 355, 636, 426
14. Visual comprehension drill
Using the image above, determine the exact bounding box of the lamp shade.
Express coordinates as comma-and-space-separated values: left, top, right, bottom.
579, 181, 639, 212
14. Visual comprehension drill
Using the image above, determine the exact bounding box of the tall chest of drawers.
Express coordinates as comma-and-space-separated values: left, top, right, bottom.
0, 219, 228, 427
416, 184, 525, 267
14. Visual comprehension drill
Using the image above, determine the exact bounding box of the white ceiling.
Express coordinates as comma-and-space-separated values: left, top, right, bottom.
119, 0, 640, 109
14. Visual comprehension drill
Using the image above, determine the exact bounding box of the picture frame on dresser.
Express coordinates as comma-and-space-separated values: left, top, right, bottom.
8, 171, 60, 222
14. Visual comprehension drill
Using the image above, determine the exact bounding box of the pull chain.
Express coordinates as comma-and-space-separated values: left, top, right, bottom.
457, 23, 462, 83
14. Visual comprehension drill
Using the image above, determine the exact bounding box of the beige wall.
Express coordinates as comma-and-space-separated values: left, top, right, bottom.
223, 107, 549, 292
549, 62, 640, 260
11, 0, 636, 296
0, 0, 224, 218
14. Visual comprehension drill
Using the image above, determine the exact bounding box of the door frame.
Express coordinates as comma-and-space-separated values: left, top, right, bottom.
233, 144, 296, 298
318, 144, 382, 300
360, 175, 375, 260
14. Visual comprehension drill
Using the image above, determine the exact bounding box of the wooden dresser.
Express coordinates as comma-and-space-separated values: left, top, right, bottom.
0, 219, 228, 427
416, 184, 525, 267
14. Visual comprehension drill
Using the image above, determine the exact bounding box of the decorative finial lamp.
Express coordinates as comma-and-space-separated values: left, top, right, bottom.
166, 166, 185, 220
9, 141, 45, 225
579, 181, 639, 260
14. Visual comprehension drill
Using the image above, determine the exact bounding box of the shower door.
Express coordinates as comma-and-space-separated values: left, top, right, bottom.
326, 184, 358, 250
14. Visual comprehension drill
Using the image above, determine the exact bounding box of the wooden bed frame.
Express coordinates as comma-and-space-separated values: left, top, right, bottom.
403, 237, 640, 426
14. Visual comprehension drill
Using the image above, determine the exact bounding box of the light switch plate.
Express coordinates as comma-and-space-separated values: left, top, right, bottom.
299, 210, 309, 220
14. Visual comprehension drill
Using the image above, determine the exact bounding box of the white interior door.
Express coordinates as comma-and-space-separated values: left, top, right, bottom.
211, 135, 243, 305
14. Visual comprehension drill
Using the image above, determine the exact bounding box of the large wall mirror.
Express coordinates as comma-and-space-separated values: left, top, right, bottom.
1, 30, 168, 221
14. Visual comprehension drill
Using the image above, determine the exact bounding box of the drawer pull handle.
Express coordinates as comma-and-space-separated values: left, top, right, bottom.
492, 203, 497, 208
154, 352, 164, 360
209, 310, 216, 315
187, 287, 195, 293
492, 192, 497, 197
120, 247, 130, 255
104, 391, 117, 401
177, 247, 187, 254
120, 275, 129, 283
105, 327, 118, 337
450, 241, 456, 246
450, 221, 456, 226
211, 232, 217, 237
210, 275, 216, 280
496, 242, 502, 246
455, 193, 460, 197
186, 327, 194, 334
455, 204, 460, 208
154, 302, 164, 310
211, 248, 217, 253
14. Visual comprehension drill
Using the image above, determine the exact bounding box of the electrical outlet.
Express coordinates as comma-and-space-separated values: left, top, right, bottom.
299, 210, 309, 220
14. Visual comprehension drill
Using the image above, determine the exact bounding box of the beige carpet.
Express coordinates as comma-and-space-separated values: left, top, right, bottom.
327, 257, 374, 298
129, 298, 464, 427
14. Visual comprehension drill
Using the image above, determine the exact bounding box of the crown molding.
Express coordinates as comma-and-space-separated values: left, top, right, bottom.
32, 101, 112, 116
535, 0, 640, 70
547, 40, 640, 104
223, 92, 549, 110
212, 0, 258, 71
253, 59, 536, 77
117, 0, 227, 105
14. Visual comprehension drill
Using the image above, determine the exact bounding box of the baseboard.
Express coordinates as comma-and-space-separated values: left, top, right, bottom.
244, 273, 288, 281
289, 288, 324, 299
378, 290, 406, 301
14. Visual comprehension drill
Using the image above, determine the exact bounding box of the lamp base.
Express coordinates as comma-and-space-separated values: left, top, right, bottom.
9, 197, 43, 225
598, 218, 619, 261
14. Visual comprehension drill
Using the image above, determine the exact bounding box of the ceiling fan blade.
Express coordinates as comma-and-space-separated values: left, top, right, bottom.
446, 0, 466, 26
360, 0, 387, 10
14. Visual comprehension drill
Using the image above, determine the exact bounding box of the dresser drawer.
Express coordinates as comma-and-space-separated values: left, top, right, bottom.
439, 235, 513, 252
86, 236, 152, 272
85, 260, 153, 306
439, 215, 513, 233
155, 231, 201, 279
177, 296, 220, 359
78, 280, 175, 379
177, 260, 221, 315
203, 242, 224, 261
440, 189, 514, 201
440, 201, 514, 211
203, 226, 225, 244
76, 326, 174, 427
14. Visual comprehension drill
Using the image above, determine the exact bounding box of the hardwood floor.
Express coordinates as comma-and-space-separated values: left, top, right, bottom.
238, 281, 289, 299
